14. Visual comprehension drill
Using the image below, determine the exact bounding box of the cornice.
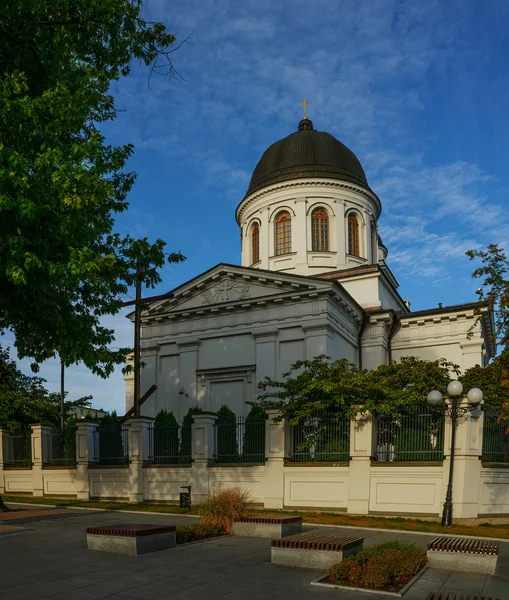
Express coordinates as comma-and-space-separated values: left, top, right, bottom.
236, 179, 382, 225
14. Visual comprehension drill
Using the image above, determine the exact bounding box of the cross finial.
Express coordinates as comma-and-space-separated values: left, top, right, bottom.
300, 98, 309, 120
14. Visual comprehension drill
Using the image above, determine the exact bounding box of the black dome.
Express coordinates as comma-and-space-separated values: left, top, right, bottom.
244, 120, 371, 198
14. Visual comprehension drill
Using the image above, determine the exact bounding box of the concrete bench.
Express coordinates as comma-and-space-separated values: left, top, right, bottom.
427, 536, 499, 576
86, 524, 176, 556
271, 530, 363, 569
426, 595, 500, 600
234, 515, 302, 538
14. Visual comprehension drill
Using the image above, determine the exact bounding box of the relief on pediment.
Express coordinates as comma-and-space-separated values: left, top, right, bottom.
201, 279, 251, 305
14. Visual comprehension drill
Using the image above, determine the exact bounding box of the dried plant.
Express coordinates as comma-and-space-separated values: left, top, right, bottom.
198, 487, 251, 534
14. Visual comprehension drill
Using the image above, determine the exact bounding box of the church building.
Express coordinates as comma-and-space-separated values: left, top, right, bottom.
125, 116, 495, 420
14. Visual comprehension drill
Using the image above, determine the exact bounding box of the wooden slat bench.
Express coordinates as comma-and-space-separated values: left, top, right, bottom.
271, 530, 363, 569
426, 594, 500, 600
234, 515, 302, 538
427, 536, 499, 575
86, 524, 176, 555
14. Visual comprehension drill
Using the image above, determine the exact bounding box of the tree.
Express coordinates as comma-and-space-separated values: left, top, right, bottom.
216, 405, 238, 462
241, 404, 265, 462
0, 1, 185, 377
97, 411, 125, 464
180, 406, 202, 460
0, 345, 91, 431
153, 409, 179, 464
466, 244, 509, 418
255, 355, 459, 424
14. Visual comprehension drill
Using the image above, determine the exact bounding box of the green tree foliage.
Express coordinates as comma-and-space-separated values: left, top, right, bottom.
98, 411, 125, 464
0, 1, 185, 376
153, 409, 179, 464
256, 355, 459, 423
461, 348, 509, 408
216, 405, 238, 461
241, 404, 265, 462
0, 345, 91, 431
180, 406, 202, 460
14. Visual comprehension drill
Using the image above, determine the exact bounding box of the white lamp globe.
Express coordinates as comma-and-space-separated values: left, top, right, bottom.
427, 390, 443, 406
467, 388, 484, 406
447, 380, 464, 397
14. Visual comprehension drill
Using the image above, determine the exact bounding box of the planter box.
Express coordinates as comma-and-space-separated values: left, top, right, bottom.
271, 531, 363, 570
86, 524, 176, 556
234, 516, 302, 538
426, 536, 499, 576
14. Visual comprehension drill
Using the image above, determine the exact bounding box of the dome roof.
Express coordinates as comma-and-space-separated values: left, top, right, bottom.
244, 119, 371, 198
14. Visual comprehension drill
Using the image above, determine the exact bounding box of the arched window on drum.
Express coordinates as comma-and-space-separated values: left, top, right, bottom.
275, 211, 291, 256
251, 222, 260, 264
348, 213, 360, 256
311, 207, 329, 251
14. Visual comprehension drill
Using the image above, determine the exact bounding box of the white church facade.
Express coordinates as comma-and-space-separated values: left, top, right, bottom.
125, 117, 495, 419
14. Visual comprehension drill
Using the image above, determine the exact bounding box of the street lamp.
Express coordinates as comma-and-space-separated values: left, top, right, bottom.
427, 381, 484, 527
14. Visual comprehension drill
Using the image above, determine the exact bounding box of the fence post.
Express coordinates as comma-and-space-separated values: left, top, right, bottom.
30, 424, 51, 497
127, 417, 152, 504
75, 421, 97, 500
442, 398, 483, 519
264, 409, 286, 509
190, 412, 217, 505
347, 411, 375, 515
0, 428, 9, 495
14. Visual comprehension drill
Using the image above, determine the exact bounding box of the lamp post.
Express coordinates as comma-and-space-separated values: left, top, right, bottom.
427, 381, 484, 527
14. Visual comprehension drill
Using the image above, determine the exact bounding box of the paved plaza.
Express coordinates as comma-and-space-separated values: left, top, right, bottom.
0, 507, 508, 600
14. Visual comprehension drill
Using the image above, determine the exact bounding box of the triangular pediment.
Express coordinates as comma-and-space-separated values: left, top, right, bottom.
143, 264, 335, 318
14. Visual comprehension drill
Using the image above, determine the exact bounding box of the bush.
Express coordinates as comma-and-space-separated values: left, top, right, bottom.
327, 540, 426, 591
153, 409, 179, 464
98, 411, 125, 464
216, 405, 238, 461
180, 406, 202, 459
242, 404, 265, 462
176, 524, 220, 544
198, 487, 251, 534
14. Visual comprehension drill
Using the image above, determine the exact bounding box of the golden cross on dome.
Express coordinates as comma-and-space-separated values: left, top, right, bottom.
300, 98, 309, 119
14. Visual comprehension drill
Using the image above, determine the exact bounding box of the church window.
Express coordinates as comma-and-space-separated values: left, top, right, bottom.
311, 207, 329, 251
348, 213, 360, 256
251, 222, 260, 264
275, 211, 291, 255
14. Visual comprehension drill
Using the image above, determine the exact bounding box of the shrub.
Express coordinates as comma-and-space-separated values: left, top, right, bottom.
327, 540, 426, 591
180, 406, 203, 459
98, 411, 125, 464
153, 409, 179, 464
216, 405, 238, 461
176, 523, 220, 544
242, 404, 265, 462
198, 487, 251, 534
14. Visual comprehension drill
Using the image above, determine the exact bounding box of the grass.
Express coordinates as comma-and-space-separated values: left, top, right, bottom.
176, 524, 223, 544
198, 488, 251, 534
4, 494, 509, 539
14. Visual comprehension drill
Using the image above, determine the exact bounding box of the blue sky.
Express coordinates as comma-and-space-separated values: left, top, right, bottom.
5, 0, 509, 413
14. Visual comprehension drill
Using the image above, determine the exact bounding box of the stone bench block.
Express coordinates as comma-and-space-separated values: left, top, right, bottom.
271, 531, 363, 570
86, 524, 176, 556
234, 516, 302, 538
426, 536, 499, 576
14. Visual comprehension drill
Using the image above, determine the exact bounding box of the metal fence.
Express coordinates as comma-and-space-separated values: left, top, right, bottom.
148, 423, 192, 464
46, 430, 77, 466
93, 424, 129, 465
288, 411, 350, 462
375, 408, 444, 462
482, 408, 509, 463
5, 429, 32, 467
213, 415, 265, 463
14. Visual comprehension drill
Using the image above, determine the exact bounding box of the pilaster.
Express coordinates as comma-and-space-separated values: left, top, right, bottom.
190, 412, 217, 504
460, 339, 484, 370
253, 329, 279, 383
347, 412, 375, 514
177, 338, 201, 406
128, 417, 153, 503
264, 409, 286, 509
30, 424, 51, 497
75, 421, 98, 500
303, 322, 335, 359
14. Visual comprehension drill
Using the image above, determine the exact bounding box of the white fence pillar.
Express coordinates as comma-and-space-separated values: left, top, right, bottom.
0, 428, 9, 495
442, 398, 483, 519
190, 412, 217, 504
75, 421, 98, 500
30, 424, 51, 497
264, 409, 286, 509
347, 412, 375, 514
127, 417, 153, 503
